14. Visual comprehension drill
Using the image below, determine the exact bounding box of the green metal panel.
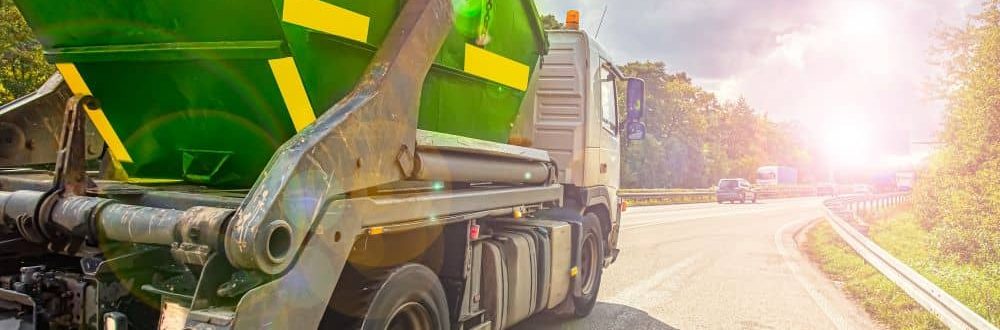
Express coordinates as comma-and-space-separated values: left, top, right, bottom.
13, 0, 547, 187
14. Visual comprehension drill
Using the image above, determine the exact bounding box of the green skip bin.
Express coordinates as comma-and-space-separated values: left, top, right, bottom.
14, 0, 547, 187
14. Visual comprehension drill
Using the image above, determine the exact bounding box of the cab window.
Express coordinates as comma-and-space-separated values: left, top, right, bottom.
599, 65, 619, 135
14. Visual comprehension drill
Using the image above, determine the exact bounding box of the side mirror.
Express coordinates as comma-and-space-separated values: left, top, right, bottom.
624, 78, 646, 141
626, 78, 645, 121
626, 121, 646, 141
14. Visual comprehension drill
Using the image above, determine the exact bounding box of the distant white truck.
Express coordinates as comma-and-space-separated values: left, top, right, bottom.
756, 166, 798, 186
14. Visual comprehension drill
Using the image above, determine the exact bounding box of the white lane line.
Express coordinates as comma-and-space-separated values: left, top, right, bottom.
622, 208, 779, 231
625, 205, 771, 221
774, 217, 848, 330
625, 203, 723, 215
626, 204, 764, 219
622, 198, 820, 225
606, 253, 701, 307
625, 197, 815, 215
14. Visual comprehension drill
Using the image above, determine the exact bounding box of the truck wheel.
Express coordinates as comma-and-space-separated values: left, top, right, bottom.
739, 194, 746, 204
574, 213, 605, 317
358, 264, 450, 330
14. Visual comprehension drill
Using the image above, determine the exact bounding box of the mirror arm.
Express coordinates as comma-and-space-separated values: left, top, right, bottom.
608, 64, 627, 80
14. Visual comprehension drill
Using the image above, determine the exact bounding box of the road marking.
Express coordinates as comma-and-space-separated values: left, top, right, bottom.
623, 197, 810, 217
774, 217, 848, 330
606, 254, 700, 306
625, 205, 765, 222
623, 207, 777, 231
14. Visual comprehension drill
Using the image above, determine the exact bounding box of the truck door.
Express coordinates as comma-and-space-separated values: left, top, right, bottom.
595, 63, 621, 189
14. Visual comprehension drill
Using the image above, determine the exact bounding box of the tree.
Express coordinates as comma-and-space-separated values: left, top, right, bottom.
618, 61, 811, 189
917, 0, 1000, 264
541, 14, 564, 30
0, 0, 53, 104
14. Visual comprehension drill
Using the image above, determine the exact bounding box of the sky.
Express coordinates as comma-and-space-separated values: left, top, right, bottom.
535, 0, 982, 167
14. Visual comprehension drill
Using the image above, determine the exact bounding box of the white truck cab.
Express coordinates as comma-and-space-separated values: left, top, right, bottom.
518, 28, 646, 265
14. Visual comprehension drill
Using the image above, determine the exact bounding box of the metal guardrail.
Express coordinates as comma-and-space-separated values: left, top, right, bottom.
618, 190, 716, 205
823, 194, 998, 330
619, 186, 818, 205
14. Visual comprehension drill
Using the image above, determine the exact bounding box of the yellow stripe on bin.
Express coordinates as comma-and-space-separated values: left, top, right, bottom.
282, 0, 370, 43
55, 63, 134, 163
463, 44, 529, 91
268, 57, 317, 131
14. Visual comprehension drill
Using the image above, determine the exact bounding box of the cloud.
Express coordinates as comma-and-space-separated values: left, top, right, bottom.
535, 0, 981, 144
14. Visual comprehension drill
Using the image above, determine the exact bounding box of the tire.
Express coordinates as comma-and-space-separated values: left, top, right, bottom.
739, 193, 746, 204
356, 264, 450, 330
752, 194, 757, 203
573, 213, 605, 317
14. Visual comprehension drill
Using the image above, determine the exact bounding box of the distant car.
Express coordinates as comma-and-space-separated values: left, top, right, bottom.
816, 183, 837, 197
852, 184, 874, 195
717, 178, 757, 204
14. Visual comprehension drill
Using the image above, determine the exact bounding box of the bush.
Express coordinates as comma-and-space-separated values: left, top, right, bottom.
917, 1, 1000, 264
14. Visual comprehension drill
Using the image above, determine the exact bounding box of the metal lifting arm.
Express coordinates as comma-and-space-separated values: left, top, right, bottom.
223, 0, 455, 274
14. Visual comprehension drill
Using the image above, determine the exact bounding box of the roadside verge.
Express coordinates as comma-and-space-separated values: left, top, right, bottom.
802, 220, 944, 329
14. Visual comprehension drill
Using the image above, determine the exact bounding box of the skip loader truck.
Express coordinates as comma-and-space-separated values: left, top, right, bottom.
0, 1, 646, 328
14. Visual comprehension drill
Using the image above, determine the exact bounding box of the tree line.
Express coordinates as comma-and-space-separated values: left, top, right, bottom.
618, 62, 815, 188
544, 14, 817, 189
915, 0, 1000, 264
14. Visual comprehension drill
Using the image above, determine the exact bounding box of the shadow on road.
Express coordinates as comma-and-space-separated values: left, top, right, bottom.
512, 302, 679, 330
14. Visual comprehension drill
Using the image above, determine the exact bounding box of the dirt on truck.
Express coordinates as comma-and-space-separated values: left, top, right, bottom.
0, 1, 646, 329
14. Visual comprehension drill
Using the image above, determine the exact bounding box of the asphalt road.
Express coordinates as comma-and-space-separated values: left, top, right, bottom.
515, 197, 880, 330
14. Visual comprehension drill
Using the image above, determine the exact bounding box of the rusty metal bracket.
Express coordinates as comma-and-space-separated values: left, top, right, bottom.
15, 95, 101, 254
43, 95, 97, 253
47, 94, 96, 197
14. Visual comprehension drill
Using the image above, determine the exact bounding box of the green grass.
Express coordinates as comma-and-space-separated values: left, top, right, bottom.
803, 221, 945, 329
869, 211, 1000, 326
805, 209, 1000, 329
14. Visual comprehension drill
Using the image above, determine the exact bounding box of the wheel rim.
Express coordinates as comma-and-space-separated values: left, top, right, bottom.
386, 301, 433, 330
580, 232, 599, 295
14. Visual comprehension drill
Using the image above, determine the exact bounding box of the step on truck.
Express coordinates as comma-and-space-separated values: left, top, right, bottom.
0, 2, 647, 329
